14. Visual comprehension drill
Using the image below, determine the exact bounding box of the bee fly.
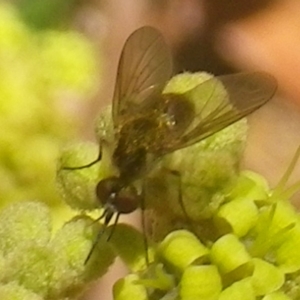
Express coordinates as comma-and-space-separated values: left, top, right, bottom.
63, 26, 277, 263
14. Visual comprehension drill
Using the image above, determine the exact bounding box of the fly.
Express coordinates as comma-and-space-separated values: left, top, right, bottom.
63, 26, 277, 263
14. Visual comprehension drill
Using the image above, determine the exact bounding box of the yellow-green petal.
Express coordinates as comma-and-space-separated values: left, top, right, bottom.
180, 265, 222, 300
109, 224, 154, 272
268, 201, 298, 237
215, 198, 258, 237
276, 224, 300, 273
51, 216, 115, 285
251, 258, 284, 296
0, 201, 51, 254
229, 170, 269, 202
57, 142, 104, 210
262, 291, 292, 300
0, 282, 43, 300
158, 230, 209, 272
5, 245, 55, 296
210, 234, 252, 275
218, 278, 255, 300
113, 274, 148, 300
138, 263, 175, 291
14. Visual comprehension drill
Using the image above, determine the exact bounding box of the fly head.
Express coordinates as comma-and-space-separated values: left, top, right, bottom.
96, 176, 140, 222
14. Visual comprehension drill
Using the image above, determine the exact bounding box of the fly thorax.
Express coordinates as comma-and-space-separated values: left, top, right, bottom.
113, 146, 147, 181
118, 117, 158, 146
113, 117, 158, 179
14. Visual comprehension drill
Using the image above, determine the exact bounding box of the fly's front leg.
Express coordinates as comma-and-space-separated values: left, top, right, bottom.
63, 139, 107, 170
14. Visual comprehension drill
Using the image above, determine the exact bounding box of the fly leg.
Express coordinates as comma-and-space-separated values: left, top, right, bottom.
63, 139, 107, 170
141, 179, 150, 266
164, 169, 194, 231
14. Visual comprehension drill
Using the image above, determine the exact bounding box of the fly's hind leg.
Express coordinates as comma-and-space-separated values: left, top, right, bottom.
141, 179, 150, 266
63, 139, 107, 170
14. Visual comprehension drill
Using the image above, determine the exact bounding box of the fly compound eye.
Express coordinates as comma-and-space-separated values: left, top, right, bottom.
96, 177, 122, 206
114, 186, 140, 214
96, 177, 140, 214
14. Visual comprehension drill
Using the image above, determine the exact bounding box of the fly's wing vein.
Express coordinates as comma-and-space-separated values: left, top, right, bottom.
160, 72, 277, 154
112, 26, 172, 128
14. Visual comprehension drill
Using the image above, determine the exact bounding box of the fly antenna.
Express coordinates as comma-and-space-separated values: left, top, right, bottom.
107, 213, 120, 241
84, 225, 106, 265
84, 207, 111, 265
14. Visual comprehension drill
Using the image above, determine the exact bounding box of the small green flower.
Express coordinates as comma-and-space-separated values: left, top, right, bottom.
214, 197, 258, 237
0, 282, 43, 300
251, 258, 284, 295
113, 274, 148, 300
218, 278, 255, 300
0, 201, 116, 299
158, 230, 209, 272
57, 142, 103, 210
210, 234, 252, 275
180, 265, 222, 300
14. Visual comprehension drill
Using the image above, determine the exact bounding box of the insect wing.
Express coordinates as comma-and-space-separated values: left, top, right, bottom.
162, 72, 277, 153
112, 26, 173, 127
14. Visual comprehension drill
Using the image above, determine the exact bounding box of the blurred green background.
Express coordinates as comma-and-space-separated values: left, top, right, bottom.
0, 1, 99, 219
